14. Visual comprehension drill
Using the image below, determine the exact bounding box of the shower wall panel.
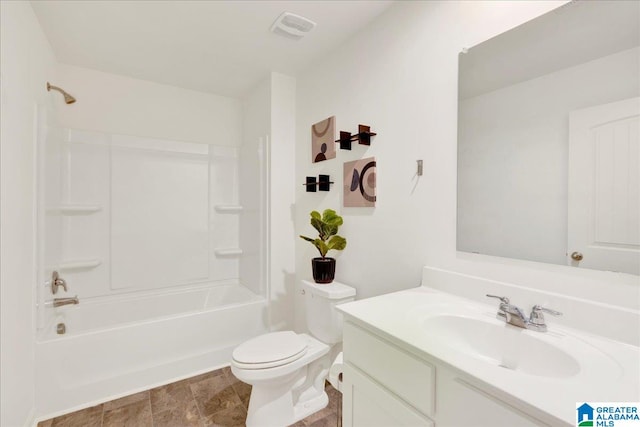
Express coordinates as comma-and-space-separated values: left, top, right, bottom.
111, 136, 209, 290
210, 145, 242, 280
56, 128, 242, 299
37, 108, 67, 335
239, 137, 267, 297
62, 130, 110, 297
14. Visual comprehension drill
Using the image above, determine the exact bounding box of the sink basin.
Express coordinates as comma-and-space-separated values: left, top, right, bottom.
423, 315, 580, 378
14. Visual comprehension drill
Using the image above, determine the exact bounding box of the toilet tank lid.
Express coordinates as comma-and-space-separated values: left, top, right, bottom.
302, 280, 356, 299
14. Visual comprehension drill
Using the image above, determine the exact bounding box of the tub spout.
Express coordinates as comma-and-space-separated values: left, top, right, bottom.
53, 296, 79, 307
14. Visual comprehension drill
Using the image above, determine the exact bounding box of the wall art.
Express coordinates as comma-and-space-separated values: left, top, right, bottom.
303, 175, 334, 192
311, 116, 336, 163
343, 157, 376, 207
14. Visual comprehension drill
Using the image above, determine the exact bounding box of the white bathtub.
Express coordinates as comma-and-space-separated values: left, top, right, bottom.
34, 283, 268, 419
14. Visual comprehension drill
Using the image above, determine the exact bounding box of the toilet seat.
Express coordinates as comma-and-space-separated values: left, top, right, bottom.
232, 331, 308, 370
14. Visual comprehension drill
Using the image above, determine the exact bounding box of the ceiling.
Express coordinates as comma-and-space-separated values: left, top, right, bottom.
459, 0, 640, 99
31, 1, 395, 98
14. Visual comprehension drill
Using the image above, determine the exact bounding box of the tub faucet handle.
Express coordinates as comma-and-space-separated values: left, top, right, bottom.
51, 271, 67, 294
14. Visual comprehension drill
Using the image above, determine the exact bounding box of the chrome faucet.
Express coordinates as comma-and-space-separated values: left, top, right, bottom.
486, 295, 561, 332
486, 294, 528, 328
53, 296, 79, 307
528, 305, 562, 332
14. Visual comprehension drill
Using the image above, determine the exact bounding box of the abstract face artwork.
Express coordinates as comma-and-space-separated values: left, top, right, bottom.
311, 116, 336, 163
343, 157, 376, 207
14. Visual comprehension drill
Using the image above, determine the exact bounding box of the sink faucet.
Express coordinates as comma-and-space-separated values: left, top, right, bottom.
486, 295, 561, 332
486, 294, 528, 328
528, 305, 562, 332
52, 296, 79, 307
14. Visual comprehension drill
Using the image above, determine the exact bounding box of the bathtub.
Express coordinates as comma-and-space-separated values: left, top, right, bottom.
34, 283, 268, 419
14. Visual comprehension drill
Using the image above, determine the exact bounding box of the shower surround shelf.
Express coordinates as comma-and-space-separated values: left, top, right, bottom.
47, 205, 102, 215
214, 205, 244, 213
214, 248, 243, 257
59, 259, 102, 271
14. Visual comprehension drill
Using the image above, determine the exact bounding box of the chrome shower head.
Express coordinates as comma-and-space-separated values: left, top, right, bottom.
47, 82, 76, 104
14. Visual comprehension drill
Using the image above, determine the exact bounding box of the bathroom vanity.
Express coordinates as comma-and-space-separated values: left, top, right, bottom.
337, 286, 639, 427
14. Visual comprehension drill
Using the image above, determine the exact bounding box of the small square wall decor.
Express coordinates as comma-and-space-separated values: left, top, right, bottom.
344, 157, 376, 207
311, 116, 336, 163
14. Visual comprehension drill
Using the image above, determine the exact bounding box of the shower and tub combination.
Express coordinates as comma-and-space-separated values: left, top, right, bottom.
35, 84, 271, 417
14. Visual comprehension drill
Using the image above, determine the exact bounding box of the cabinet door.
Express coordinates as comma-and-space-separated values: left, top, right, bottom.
436, 370, 549, 427
344, 322, 435, 417
343, 363, 434, 427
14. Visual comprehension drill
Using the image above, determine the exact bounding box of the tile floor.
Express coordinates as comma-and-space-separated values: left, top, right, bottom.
37, 366, 341, 427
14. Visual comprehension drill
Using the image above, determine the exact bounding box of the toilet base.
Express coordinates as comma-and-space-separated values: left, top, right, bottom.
237, 335, 332, 427
293, 389, 329, 423
244, 354, 331, 427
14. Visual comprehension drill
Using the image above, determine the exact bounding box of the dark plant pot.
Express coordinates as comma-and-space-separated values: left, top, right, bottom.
312, 257, 336, 284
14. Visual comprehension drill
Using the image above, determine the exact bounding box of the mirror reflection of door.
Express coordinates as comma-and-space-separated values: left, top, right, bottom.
457, 0, 639, 274
568, 97, 639, 275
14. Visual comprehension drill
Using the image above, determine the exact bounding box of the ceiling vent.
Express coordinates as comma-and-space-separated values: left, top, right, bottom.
270, 12, 316, 40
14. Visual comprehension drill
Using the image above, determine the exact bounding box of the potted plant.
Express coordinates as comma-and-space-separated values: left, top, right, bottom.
300, 209, 347, 284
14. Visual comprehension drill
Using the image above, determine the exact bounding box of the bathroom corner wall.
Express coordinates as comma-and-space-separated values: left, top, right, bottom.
241, 77, 271, 300
0, 2, 57, 425
242, 72, 296, 331
291, 1, 640, 332
269, 73, 297, 331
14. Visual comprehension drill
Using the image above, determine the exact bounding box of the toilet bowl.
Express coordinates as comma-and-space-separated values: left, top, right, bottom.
231, 280, 355, 427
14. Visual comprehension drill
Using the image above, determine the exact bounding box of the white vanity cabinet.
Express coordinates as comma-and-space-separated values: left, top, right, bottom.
342, 321, 553, 427
342, 320, 435, 427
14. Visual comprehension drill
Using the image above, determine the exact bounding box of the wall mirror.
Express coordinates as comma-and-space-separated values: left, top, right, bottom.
457, 0, 639, 275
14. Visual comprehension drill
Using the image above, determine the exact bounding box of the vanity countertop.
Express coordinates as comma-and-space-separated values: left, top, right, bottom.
337, 286, 640, 426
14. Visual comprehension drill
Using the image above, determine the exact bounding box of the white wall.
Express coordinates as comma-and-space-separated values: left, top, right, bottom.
293, 1, 639, 331
54, 64, 241, 145
0, 2, 56, 425
241, 77, 270, 299
458, 47, 639, 265
242, 72, 297, 331
269, 73, 296, 331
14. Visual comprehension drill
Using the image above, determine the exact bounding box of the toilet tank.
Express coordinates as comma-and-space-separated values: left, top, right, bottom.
303, 280, 356, 344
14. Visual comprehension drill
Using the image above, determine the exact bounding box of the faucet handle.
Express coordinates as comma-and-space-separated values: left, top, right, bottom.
486, 294, 509, 304
531, 305, 562, 316
529, 305, 562, 331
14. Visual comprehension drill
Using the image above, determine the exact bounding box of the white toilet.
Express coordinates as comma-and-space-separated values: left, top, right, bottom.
231, 280, 355, 427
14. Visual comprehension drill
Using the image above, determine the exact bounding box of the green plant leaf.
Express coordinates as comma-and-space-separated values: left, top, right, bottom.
310, 211, 321, 220
327, 235, 347, 252
310, 217, 324, 237
315, 239, 329, 257
299, 235, 315, 242
322, 209, 343, 226
324, 223, 338, 237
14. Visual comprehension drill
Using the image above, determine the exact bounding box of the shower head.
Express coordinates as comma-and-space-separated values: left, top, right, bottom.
46, 82, 76, 104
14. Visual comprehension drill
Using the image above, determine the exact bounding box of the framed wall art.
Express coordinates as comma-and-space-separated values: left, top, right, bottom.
343, 157, 376, 207
311, 116, 336, 163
